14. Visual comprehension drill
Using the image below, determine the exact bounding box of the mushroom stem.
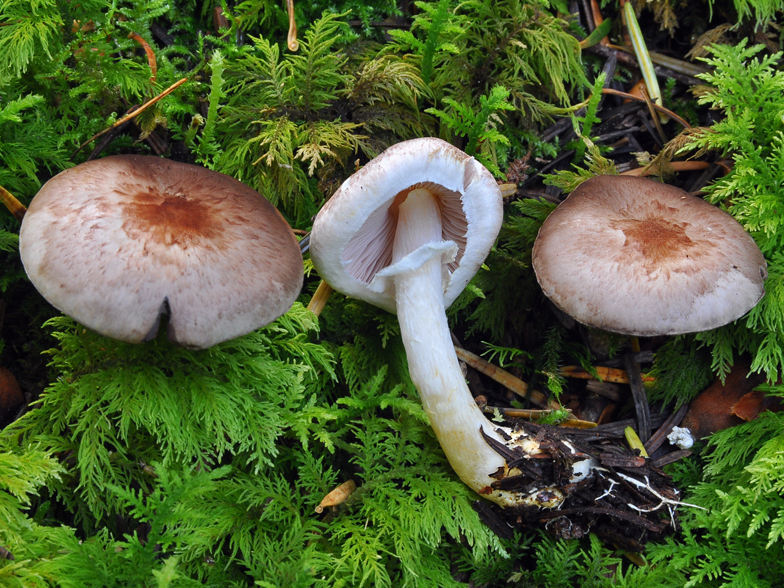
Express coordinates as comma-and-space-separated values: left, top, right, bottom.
391, 189, 512, 499
286, 0, 299, 51
307, 280, 333, 317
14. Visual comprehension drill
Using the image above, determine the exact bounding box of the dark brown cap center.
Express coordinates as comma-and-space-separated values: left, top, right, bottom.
611, 217, 704, 275
120, 186, 223, 248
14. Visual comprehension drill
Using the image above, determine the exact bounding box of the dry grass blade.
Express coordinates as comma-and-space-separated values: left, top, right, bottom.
559, 365, 655, 385
481, 405, 598, 429
622, 2, 664, 120
621, 160, 711, 177
286, 0, 299, 51
307, 280, 333, 317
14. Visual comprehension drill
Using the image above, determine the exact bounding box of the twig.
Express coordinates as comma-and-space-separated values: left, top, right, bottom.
601, 88, 691, 128
454, 346, 559, 409
479, 426, 520, 462
127, 31, 157, 84
608, 44, 710, 78
644, 403, 689, 456
71, 77, 188, 159
0, 185, 27, 221
298, 232, 310, 253
0, 545, 13, 561
652, 449, 692, 468
472, 500, 514, 540
87, 105, 139, 160
624, 353, 651, 444
586, 44, 703, 86
536, 505, 665, 533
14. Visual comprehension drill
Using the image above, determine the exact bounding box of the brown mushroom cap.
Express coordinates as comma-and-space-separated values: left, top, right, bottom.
532, 175, 767, 336
19, 155, 303, 348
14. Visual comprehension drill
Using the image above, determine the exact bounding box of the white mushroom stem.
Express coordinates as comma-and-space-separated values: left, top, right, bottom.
391, 189, 517, 503
309, 139, 601, 508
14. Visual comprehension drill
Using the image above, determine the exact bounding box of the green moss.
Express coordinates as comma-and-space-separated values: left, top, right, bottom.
2, 1, 784, 586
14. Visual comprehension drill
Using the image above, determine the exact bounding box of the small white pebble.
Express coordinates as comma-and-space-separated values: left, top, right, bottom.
667, 426, 694, 450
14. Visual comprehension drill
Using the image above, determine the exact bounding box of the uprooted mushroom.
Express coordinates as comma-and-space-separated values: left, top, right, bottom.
310, 137, 598, 509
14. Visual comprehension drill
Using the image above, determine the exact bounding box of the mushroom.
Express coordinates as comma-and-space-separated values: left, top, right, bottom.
310, 138, 592, 508
19, 155, 303, 349
532, 175, 767, 336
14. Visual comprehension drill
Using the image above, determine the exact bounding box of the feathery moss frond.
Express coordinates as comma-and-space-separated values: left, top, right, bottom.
0, 0, 63, 77
217, 12, 424, 223
649, 412, 784, 586
5, 304, 333, 522
427, 85, 514, 176
0, 231, 19, 253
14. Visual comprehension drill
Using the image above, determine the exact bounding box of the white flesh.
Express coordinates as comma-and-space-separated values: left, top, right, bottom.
392, 189, 558, 506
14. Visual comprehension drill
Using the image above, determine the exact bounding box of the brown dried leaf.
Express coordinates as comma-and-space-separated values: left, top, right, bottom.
687, 24, 733, 60
681, 363, 765, 440
731, 390, 784, 422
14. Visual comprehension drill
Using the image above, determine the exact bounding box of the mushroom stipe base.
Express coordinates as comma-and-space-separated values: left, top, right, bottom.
476, 419, 683, 551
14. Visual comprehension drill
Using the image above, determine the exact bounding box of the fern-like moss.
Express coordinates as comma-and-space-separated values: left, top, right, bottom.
646, 336, 715, 408
649, 410, 784, 586
216, 12, 428, 224
4, 304, 334, 524
668, 41, 784, 382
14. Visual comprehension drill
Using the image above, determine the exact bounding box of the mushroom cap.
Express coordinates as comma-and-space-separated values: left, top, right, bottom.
310, 137, 503, 314
531, 175, 767, 336
20, 155, 303, 348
